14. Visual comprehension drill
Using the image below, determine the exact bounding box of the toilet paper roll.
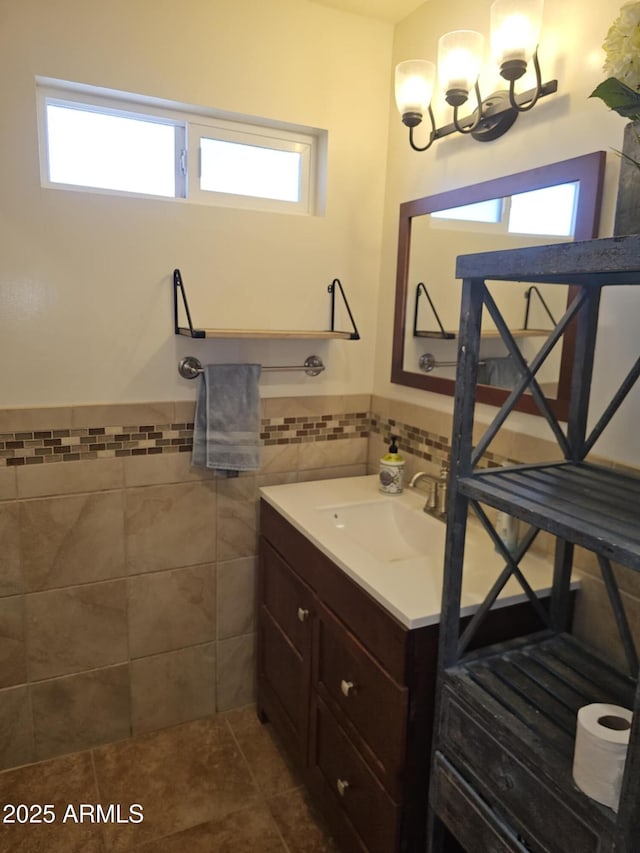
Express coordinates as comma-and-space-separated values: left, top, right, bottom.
572, 703, 632, 813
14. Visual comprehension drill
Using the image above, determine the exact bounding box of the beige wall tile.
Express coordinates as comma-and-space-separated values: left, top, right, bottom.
259, 442, 299, 475
299, 464, 368, 482
124, 451, 214, 488
509, 431, 559, 465
262, 394, 369, 420
217, 558, 257, 640
71, 402, 176, 429
0, 407, 72, 434
174, 400, 196, 423
128, 564, 216, 659
216, 634, 256, 712
20, 492, 126, 591
130, 644, 217, 735
0, 504, 23, 596
0, 597, 26, 688
0, 685, 34, 771
256, 472, 298, 488
26, 581, 128, 681
216, 476, 258, 562
31, 664, 130, 760
0, 468, 17, 501
572, 573, 640, 673
126, 481, 216, 574
17, 458, 124, 499
298, 436, 367, 471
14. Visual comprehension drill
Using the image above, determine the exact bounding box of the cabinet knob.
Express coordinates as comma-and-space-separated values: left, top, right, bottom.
340, 679, 355, 697
297, 607, 309, 623
336, 778, 350, 797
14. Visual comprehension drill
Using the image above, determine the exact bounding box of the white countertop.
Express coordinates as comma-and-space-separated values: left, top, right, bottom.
259, 474, 558, 630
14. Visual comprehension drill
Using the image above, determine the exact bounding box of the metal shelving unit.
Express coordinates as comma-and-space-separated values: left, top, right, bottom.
429, 235, 640, 853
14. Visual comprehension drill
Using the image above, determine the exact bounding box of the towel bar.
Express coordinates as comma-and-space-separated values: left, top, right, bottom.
419, 353, 486, 373
178, 355, 325, 379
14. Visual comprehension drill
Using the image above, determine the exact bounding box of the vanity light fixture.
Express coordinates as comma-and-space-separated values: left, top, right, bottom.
395, 0, 557, 150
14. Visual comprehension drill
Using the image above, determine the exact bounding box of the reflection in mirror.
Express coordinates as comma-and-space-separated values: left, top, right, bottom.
391, 152, 605, 419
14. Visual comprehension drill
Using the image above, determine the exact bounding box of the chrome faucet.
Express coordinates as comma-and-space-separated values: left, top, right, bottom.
410, 462, 449, 519
409, 471, 439, 513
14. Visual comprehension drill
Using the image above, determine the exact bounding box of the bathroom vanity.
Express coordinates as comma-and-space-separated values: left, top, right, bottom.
257, 476, 560, 853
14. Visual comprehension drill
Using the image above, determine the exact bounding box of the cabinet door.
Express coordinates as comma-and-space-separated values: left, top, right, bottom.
315, 600, 408, 795
309, 696, 401, 853
257, 538, 314, 767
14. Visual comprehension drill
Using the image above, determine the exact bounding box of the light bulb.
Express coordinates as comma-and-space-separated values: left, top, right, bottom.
395, 60, 436, 127
438, 30, 484, 105
491, 0, 543, 77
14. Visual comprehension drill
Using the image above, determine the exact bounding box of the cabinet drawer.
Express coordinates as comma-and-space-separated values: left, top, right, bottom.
315, 602, 408, 787
258, 608, 310, 764
260, 538, 313, 653
439, 689, 599, 853
431, 751, 530, 853
311, 697, 400, 853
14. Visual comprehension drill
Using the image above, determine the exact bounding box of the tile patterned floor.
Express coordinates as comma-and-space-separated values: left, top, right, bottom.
0, 707, 339, 853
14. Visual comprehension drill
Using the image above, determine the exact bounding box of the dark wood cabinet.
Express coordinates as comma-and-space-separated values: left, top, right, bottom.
258, 539, 314, 766
257, 497, 549, 853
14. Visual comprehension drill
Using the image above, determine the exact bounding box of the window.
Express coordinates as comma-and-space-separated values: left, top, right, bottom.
45, 102, 182, 198
37, 79, 323, 215
507, 183, 579, 237
431, 197, 504, 224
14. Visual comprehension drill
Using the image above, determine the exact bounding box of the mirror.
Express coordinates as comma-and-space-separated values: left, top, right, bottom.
391, 152, 605, 420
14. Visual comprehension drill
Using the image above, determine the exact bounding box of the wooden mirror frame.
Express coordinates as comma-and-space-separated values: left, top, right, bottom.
390, 152, 606, 420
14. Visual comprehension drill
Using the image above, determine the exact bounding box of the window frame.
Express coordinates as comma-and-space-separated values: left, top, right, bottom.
188, 120, 314, 213
36, 79, 321, 215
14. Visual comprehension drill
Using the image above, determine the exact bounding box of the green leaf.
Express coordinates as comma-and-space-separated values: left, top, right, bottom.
590, 77, 640, 119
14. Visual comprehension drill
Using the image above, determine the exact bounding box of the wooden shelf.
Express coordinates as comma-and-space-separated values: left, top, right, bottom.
173, 269, 360, 340
176, 327, 354, 340
440, 632, 634, 850
415, 328, 552, 340
459, 462, 640, 570
480, 328, 552, 339
414, 330, 456, 340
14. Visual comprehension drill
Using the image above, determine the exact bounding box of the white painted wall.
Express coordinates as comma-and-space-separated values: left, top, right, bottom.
375, 0, 640, 466
0, 0, 391, 405
2, 0, 638, 466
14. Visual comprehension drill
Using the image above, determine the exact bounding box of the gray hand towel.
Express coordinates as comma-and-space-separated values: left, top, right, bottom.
192, 364, 262, 476
477, 356, 521, 389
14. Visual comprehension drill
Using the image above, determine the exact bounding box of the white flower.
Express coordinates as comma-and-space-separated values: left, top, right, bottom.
603, 1, 640, 89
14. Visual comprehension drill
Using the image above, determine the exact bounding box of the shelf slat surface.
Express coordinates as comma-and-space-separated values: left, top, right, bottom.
446, 633, 636, 827
459, 462, 640, 569
176, 327, 353, 339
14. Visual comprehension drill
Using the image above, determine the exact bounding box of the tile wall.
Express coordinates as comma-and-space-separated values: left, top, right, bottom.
0, 395, 369, 771
1, 391, 637, 772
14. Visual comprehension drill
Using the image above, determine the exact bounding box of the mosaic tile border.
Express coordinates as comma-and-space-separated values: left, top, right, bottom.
370, 412, 513, 470
0, 412, 370, 467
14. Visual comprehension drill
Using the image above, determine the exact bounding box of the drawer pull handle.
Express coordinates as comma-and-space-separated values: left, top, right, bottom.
336, 778, 350, 797
297, 607, 309, 622
340, 679, 355, 697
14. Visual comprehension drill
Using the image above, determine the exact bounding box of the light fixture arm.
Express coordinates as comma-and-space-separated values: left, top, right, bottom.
507, 46, 544, 112
408, 104, 437, 152
452, 81, 484, 134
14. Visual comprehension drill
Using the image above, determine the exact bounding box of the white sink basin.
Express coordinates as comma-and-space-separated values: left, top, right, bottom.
260, 475, 557, 629
317, 498, 444, 563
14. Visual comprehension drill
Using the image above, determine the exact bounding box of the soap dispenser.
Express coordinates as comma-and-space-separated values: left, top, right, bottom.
379, 435, 405, 495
